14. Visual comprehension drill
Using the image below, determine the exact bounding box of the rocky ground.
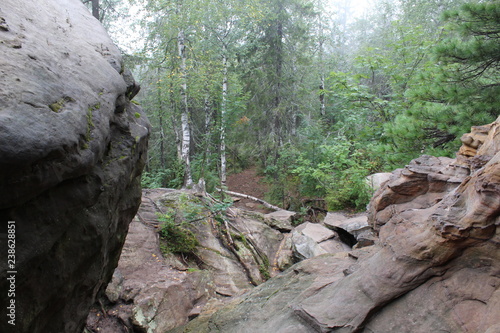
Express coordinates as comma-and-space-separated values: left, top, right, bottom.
87, 118, 499, 333
85, 175, 369, 332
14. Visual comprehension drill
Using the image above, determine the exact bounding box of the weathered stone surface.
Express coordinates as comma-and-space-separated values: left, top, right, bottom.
264, 209, 296, 231
0, 1, 149, 332
167, 253, 357, 333
324, 214, 367, 237
86, 217, 214, 333
295, 222, 335, 243
168, 118, 500, 333
291, 119, 500, 332
291, 222, 349, 261
366, 172, 392, 191
323, 213, 376, 248
88, 186, 370, 332
368, 154, 469, 230
322, 212, 348, 227
274, 233, 295, 271
87, 189, 291, 332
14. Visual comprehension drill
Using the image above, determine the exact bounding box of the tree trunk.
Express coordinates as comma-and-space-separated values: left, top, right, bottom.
178, 29, 193, 188
274, 9, 284, 150
318, 5, 326, 117
91, 0, 99, 20
168, 81, 182, 161
157, 69, 166, 169
204, 95, 212, 161
218, 189, 281, 211
220, 45, 228, 186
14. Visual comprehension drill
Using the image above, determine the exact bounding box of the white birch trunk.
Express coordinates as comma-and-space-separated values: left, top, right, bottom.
220, 46, 228, 186
318, 0, 326, 117
178, 29, 193, 188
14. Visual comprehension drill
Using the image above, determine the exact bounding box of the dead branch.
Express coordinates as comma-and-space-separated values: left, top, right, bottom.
216, 188, 281, 211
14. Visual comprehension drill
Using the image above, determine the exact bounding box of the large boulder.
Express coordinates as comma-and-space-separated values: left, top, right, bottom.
323, 213, 376, 247
291, 222, 349, 260
168, 117, 500, 333
0, 0, 149, 332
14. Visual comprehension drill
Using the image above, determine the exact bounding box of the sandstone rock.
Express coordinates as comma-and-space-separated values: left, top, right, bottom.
0, 1, 149, 332
322, 212, 348, 227
274, 233, 294, 271
295, 222, 335, 243
324, 214, 368, 237
87, 189, 289, 332
323, 213, 376, 248
292, 119, 500, 332
291, 231, 328, 260
167, 253, 357, 333
87, 217, 214, 333
368, 154, 469, 230
264, 209, 296, 231
366, 172, 392, 191
291, 222, 349, 260
167, 118, 500, 333
458, 117, 500, 171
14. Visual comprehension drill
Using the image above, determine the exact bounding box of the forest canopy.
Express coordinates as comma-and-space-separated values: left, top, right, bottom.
86, 0, 499, 211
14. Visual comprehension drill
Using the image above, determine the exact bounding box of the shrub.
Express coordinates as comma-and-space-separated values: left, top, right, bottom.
158, 211, 199, 255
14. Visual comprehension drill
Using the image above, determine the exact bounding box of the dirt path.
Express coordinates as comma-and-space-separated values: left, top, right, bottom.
226, 168, 274, 213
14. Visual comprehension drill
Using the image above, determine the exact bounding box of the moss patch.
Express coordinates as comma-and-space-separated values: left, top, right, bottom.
159, 220, 199, 255
49, 96, 74, 113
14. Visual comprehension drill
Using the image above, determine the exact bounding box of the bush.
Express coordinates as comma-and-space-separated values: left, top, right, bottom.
266, 136, 380, 212
158, 210, 199, 255
141, 161, 185, 189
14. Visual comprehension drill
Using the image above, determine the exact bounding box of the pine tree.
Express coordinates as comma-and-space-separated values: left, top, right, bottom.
437, 1, 500, 118
383, 1, 500, 165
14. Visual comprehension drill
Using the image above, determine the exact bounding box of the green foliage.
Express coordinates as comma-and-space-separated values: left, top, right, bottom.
49, 97, 74, 113
155, 191, 234, 256
380, 1, 499, 165
191, 153, 221, 192
259, 263, 271, 281
266, 133, 381, 211
128, 0, 499, 212
141, 161, 185, 189
158, 210, 199, 255
156, 193, 208, 255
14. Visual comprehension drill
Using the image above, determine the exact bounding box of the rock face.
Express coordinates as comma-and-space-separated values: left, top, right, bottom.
168, 117, 500, 333
368, 154, 469, 230
0, 1, 149, 332
87, 188, 355, 332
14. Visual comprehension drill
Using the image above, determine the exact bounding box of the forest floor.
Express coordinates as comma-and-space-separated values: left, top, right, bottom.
225, 168, 275, 214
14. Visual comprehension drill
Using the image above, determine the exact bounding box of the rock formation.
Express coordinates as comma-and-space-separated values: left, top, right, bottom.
166, 117, 500, 333
0, 0, 149, 332
85, 188, 353, 332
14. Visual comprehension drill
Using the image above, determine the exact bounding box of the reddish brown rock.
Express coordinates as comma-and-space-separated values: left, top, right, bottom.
167, 117, 500, 333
